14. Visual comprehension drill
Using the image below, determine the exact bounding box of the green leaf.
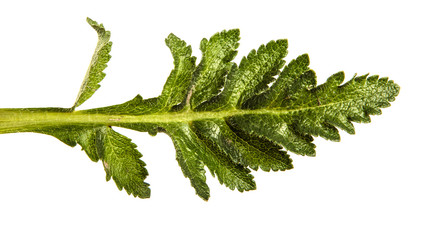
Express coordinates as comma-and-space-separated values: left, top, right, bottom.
165, 122, 256, 200
156, 34, 196, 111
187, 29, 240, 109
165, 123, 210, 200
190, 122, 256, 192
33, 125, 150, 198
0, 20, 400, 200
72, 18, 112, 110
192, 119, 292, 171
197, 39, 288, 111
242, 53, 311, 109
95, 126, 150, 198
230, 113, 316, 156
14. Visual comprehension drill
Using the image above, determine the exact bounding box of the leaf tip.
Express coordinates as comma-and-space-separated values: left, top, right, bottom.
277, 38, 288, 48
229, 28, 240, 37
136, 185, 151, 199
86, 17, 100, 29
86, 17, 93, 24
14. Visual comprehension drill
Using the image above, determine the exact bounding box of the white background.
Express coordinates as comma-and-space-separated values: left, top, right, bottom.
0, 0, 431, 239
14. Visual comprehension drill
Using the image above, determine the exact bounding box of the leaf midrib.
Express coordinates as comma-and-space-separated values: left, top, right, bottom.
0, 99, 351, 134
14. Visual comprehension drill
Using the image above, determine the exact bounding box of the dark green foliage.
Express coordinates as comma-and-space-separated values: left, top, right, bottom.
0, 19, 400, 200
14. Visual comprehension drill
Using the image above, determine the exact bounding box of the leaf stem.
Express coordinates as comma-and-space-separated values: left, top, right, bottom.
0, 98, 349, 135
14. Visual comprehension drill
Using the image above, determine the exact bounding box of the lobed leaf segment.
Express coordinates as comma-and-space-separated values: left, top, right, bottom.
0, 18, 400, 200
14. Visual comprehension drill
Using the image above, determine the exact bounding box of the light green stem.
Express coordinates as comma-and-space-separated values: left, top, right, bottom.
0, 99, 338, 134
0, 108, 281, 134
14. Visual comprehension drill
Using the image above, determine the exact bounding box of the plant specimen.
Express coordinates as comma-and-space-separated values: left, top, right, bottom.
0, 18, 400, 200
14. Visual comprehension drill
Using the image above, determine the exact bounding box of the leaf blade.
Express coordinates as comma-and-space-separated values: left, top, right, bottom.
157, 34, 196, 111
96, 127, 150, 198
188, 29, 240, 109
72, 18, 112, 110
165, 123, 210, 200
33, 125, 150, 198
192, 119, 293, 172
